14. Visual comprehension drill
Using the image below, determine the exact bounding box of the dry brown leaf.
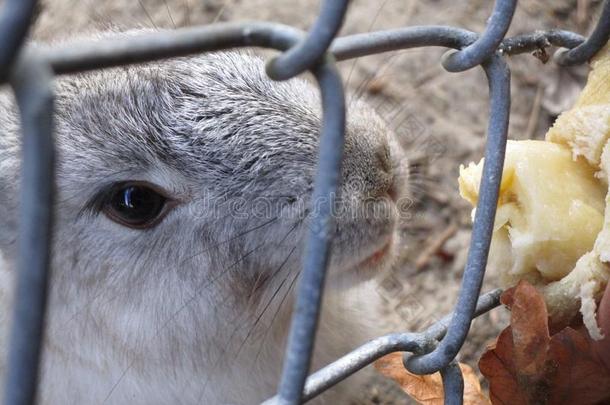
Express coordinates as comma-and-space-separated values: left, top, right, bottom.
501, 280, 550, 376
374, 351, 490, 405
479, 280, 610, 405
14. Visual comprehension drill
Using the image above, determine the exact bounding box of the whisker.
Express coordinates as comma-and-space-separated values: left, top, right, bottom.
212, 0, 230, 23
137, 0, 158, 30
185, 241, 267, 308
246, 221, 301, 300
253, 268, 300, 364
56, 286, 107, 330
179, 216, 279, 265
102, 241, 267, 403
236, 246, 297, 355
344, 0, 392, 92
196, 246, 298, 401
102, 363, 132, 403
184, 0, 190, 26
256, 223, 300, 280
163, 0, 177, 29
194, 211, 308, 400
180, 186, 312, 265
214, 217, 306, 353
348, 52, 406, 108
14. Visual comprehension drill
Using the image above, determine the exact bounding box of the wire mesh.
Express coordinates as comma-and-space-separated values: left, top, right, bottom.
0, 0, 608, 404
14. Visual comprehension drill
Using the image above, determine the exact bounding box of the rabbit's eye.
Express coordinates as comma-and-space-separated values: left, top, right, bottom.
103, 182, 169, 229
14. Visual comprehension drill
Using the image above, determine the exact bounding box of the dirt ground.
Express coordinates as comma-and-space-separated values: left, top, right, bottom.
28, 0, 604, 403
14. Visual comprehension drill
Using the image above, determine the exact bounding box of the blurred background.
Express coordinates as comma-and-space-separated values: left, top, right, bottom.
24, 0, 606, 402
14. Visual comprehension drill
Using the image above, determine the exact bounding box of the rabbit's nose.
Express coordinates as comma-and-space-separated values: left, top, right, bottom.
376, 142, 393, 176
341, 129, 397, 200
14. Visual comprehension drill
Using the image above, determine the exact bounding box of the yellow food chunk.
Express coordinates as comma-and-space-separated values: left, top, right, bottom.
459, 140, 605, 284
547, 44, 610, 167
459, 44, 610, 332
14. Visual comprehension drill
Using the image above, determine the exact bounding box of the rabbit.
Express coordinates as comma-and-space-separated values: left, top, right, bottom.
0, 45, 409, 404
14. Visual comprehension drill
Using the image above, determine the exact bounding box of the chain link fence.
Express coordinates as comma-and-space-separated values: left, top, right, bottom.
1, 0, 608, 404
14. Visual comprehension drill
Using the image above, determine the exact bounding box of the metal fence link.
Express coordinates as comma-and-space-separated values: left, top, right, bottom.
332, 26, 479, 60
275, 58, 346, 405
267, 289, 502, 403
43, 23, 305, 74
0, 1, 608, 404
0, 0, 38, 82
403, 55, 510, 382
441, 0, 517, 72
555, 0, 610, 65
266, 0, 349, 80
4, 52, 55, 405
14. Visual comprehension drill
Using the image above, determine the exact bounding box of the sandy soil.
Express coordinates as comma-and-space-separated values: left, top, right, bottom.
27, 0, 604, 402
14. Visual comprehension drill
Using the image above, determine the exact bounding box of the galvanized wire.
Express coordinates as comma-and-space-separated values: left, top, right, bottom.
0, 0, 38, 82
266, 0, 349, 80
441, 361, 465, 405
274, 56, 346, 405
268, 289, 502, 403
3, 52, 55, 405
404, 54, 510, 377
556, 0, 610, 65
0, 1, 608, 405
332, 23, 511, 380
441, 0, 516, 72
500, 30, 585, 55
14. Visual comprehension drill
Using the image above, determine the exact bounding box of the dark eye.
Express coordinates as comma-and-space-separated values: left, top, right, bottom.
103, 182, 170, 229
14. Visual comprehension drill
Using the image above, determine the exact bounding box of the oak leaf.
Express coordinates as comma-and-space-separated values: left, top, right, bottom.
374, 351, 489, 405
479, 280, 610, 405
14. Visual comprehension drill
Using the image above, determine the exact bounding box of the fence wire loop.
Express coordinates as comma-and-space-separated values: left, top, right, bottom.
265, 0, 349, 80
404, 54, 511, 378
1, 1, 609, 405
441, 0, 516, 72
267, 289, 503, 404
555, 0, 610, 65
